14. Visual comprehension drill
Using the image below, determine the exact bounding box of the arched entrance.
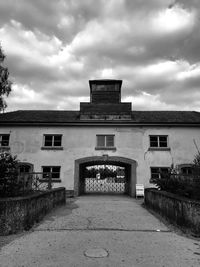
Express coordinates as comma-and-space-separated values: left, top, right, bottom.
74, 156, 137, 197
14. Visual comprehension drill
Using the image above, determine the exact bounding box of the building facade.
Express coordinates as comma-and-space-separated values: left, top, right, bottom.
0, 79, 200, 197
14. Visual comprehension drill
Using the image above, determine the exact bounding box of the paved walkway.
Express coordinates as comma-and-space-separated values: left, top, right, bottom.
0, 195, 200, 266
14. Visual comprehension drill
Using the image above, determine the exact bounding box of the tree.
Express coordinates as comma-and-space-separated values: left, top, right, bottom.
193, 152, 200, 167
0, 152, 20, 197
0, 44, 12, 112
193, 151, 200, 177
0, 152, 18, 179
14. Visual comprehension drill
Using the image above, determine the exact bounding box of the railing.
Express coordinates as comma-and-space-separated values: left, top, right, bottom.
18, 172, 53, 192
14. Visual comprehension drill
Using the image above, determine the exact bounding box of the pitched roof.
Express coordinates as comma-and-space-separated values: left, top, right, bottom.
131, 111, 200, 123
0, 110, 200, 125
0, 110, 80, 123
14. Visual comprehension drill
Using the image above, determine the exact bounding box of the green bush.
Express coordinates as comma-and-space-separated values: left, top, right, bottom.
0, 152, 23, 197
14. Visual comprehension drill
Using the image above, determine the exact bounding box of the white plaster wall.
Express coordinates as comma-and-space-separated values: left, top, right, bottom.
1, 126, 200, 189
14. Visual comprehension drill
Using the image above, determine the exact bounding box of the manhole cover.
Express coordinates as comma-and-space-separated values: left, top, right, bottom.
84, 248, 108, 258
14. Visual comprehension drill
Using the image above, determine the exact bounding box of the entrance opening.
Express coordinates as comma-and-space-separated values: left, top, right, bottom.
80, 163, 129, 195
74, 156, 137, 197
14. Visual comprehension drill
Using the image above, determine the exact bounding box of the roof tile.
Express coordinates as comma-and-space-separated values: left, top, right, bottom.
0, 110, 200, 124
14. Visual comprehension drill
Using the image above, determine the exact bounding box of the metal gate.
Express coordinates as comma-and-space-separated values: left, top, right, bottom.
82, 165, 127, 194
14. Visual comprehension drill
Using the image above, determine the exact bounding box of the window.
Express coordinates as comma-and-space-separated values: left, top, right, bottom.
149, 135, 168, 148
42, 166, 61, 179
96, 135, 115, 149
150, 167, 169, 180
0, 134, 10, 147
19, 165, 31, 173
180, 166, 192, 175
43, 135, 62, 147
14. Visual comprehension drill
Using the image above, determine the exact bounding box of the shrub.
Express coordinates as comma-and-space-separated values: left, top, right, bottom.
151, 168, 200, 200
0, 152, 23, 197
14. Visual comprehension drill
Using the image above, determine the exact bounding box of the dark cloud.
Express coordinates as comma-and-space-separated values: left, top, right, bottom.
0, 0, 105, 43
0, 0, 199, 111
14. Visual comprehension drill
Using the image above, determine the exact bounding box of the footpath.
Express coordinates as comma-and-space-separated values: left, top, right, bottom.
0, 195, 200, 267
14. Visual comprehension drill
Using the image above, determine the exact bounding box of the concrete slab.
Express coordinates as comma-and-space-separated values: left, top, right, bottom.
35, 195, 168, 231
0, 230, 200, 267
0, 195, 200, 267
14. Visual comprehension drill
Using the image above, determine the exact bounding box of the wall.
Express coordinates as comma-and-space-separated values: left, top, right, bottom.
0, 187, 66, 235
1, 125, 200, 191
144, 188, 200, 236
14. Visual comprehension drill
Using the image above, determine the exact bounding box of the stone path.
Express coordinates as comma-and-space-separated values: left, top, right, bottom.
0, 195, 200, 267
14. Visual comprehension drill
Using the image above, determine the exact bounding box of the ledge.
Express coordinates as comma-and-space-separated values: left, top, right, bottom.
41, 147, 63, 150
0, 187, 65, 202
148, 147, 171, 151
95, 147, 116, 151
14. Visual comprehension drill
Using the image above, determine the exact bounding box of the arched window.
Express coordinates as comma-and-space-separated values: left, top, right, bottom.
18, 163, 33, 174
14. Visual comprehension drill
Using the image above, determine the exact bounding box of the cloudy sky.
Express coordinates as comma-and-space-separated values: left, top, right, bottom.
0, 0, 200, 112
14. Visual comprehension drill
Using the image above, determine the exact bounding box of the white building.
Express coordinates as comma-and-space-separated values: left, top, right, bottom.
0, 79, 200, 197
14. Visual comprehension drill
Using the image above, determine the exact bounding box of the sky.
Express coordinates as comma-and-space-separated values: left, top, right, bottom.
0, 0, 200, 112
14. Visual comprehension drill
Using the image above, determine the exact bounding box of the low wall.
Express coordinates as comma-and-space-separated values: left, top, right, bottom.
144, 188, 200, 236
0, 187, 66, 235
66, 190, 74, 197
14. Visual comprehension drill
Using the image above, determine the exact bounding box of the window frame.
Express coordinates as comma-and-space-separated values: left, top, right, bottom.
0, 134, 10, 147
178, 164, 193, 175
150, 167, 169, 182
42, 134, 63, 150
41, 166, 61, 182
95, 134, 116, 150
149, 135, 170, 150
18, 163, 33, 174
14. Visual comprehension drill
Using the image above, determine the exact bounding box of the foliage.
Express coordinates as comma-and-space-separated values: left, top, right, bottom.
193, 151, 200, 174
151, 167, 200, 200
193, 153, 200, 166
0, 44, 12, 112
0, 152, 23, 197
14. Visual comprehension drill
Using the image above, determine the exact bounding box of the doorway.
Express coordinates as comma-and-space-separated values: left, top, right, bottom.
74, 156, 137, 197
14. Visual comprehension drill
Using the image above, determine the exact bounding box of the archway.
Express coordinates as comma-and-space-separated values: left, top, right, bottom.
74, 156, 137, 197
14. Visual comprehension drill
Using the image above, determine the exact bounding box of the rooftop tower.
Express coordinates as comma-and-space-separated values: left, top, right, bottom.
80, 79, 131, 120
